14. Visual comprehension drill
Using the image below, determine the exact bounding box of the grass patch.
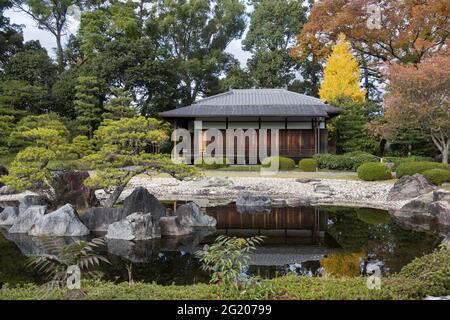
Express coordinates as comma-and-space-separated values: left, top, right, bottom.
1, 246, 448, 300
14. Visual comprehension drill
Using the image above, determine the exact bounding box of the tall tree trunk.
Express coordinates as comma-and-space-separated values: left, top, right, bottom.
442, 143, 449, 164
56, 30, 64, 71
431, 134, 449, 164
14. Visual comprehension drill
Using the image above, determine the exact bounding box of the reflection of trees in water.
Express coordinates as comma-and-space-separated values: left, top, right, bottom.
0, 231, 45, 286
323, 206, 440, 274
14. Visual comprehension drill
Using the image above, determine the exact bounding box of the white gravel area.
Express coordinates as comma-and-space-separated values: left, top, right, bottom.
116, 176, 408, 211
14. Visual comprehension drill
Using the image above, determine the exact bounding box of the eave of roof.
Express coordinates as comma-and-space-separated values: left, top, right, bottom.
159, 89, 341, 118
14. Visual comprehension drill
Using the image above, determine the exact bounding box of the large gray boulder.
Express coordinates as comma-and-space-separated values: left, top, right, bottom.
159, 216, 192, 236
122, 187, 170, 220
236, 196, 272, 214
393, 191, 450, 234
80, 207, 125, 232
175, 202, 216, 227
106, 212, 161, 241
18, 195, 48, 214
0, 207, 19, 225
28, 204, 89, 237
9, 205, 48, 234
387, 174, 435, 201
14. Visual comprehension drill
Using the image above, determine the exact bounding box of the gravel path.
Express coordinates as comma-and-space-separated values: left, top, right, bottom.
112, 175, 407, 211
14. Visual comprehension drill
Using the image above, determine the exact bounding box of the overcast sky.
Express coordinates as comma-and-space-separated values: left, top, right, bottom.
4, 8, 252, 66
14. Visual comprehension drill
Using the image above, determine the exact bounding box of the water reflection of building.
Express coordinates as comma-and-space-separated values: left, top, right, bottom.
204, 204, 328, 244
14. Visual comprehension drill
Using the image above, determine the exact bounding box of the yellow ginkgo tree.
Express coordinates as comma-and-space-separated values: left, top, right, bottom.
319, 34, 366, 104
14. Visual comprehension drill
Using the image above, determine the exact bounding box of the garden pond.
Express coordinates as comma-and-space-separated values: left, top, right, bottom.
0, 202, 442, 286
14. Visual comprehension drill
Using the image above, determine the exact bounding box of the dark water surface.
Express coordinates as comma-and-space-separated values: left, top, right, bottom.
0, 203, 441, 286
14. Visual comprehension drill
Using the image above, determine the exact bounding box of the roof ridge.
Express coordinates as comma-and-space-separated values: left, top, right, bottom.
194, 90, 234, 104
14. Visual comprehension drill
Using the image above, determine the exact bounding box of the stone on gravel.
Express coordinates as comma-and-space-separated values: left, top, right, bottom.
196, 177, 232, 188
80, 207, 125, 232
236, 196, 272, 214
0, 207, 19, 225
159, 216, 192, 236
313, 183, 334, 196
106, 212, 160, 241
175, 202, 216, 227
387, 174, 435, 201
296, 178, 320, 183
28, 204, 89, 237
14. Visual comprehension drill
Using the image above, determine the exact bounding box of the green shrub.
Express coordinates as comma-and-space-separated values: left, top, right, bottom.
395, 246, 450, 298
422, 168, 450, 186
194, 157, 230, 169
299, 158, 318, 172
313, 152, 378, 171
383, 156, 433, 170
261, 156, 295, 171
396, 161, 449, 178
357, 162, 392, 181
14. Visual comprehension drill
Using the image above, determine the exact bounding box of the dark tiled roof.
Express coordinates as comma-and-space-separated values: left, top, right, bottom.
159, 89, 341, 118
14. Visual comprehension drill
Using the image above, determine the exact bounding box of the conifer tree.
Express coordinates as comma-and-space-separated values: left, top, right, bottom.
102, 87, 137, 122
319, 34, 366, 104
74, 76, 101, 138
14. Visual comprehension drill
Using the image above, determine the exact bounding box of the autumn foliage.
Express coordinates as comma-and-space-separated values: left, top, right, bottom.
384, 54, 450, 163
319, 35, 366, 104
292, 0, 449, 65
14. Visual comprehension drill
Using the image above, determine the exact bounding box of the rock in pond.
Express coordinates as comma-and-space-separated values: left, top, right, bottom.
159, 216, 192, 236
28, 204, 89, 237
0, 207, 19, 225
122, 187, 171, 220
392, 191, 450, 234
175, 202, 216, 227
106, 212, 161, 241
9, 206, 48, 234
80, 207, 125, 232
387, 174, 435, 201
53, 170, 99, 209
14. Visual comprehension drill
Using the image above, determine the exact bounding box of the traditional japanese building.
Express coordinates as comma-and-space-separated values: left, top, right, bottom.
159, 89, 341, 163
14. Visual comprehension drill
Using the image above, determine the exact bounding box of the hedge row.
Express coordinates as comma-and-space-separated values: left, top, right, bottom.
313, 152, 379, 171
396, 161, 449, 178
383, 156, 433, 170
422, 169, 450, 186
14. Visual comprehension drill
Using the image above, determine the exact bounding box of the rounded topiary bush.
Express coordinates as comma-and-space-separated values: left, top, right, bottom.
396, 161, 449, 178
194, 157, 230, 169
357, 162, 392, 181
422, 168, 450, 186
299, 158, 318, 172
261, 156, 295, 171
